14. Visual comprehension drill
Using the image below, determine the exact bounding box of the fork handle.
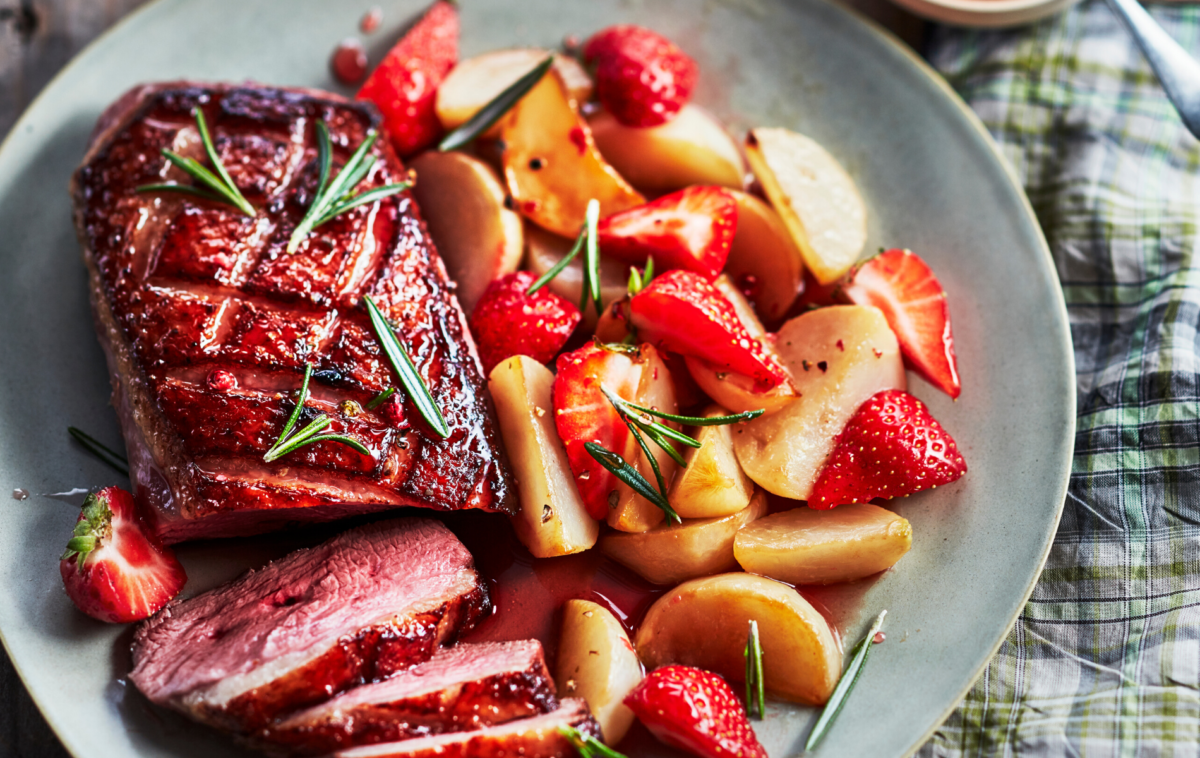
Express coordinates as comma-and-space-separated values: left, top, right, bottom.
1105, 0, 1200, 139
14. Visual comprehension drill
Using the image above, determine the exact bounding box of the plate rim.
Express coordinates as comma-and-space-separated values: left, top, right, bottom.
0, 1, 1077, 756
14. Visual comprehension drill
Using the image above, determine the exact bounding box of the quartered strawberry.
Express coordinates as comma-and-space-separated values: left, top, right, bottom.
841, 248, 960, 398
809, 389, 966, 509
469, 271, 581, 375
553, 342, 642, 520
59, 487, 187, 624
357, 0, 458, 156
598, 186, 737, 280
625, 665, 768, 758
583, 25, 698, 127
629, 270, 788, 388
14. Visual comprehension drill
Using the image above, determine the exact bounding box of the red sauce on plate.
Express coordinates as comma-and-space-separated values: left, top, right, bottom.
331, 38, 368, 85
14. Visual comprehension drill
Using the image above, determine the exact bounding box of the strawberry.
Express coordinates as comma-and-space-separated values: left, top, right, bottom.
59, 487, 187, 624
357, 0, 458, 157
583, 25, 698, 127
624, 665, 768, 758
469, 272, 581, 375
553, 342, 643, 520
598, 186, 737, 280
841, 248, 961, 398
809, 389, 966, 509
629, 270, 788, 388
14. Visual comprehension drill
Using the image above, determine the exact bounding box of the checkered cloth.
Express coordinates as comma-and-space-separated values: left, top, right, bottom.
919, 1, 1200, 754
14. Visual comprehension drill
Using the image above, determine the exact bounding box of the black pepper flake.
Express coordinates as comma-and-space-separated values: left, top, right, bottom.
818, 361, 828, 372
503, 195, 516, 210
529, 157, 545, 170
802, 360, 811, 371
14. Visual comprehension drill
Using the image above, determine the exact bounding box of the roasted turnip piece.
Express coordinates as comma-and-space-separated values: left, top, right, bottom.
500, 69, 643, 237
328, 698, 600, 758
128, 519, 488, 734
589, 105, 744, 193
600, 490, 768, 585
489, 356, 598, 557
734, 504, 913, 585
724, 190, 806, 324
732, 305, 905, 500
409, 151, 522, 314
635, 573, 841, 706
556, 600, 643, 744
256, 640, 556, 755
669, 405, 755, 519
745, 127, 867, 285
436, 48, 592, 138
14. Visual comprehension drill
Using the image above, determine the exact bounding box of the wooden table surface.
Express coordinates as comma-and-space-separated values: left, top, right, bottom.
0, 1, 925, 756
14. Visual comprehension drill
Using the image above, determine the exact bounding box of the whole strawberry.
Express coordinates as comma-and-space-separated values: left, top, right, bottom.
60, 487, 187, 623
357, 0, 458, 156
470, 271, 582, 374
625, 664, 768, 758
810, 389, 966, 509
584, 25, 698, 128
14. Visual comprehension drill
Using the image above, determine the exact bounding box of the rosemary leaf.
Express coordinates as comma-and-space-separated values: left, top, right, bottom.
364, 296, 449, 438
439, 55, 555, 152
527, 222, 587, 296
557, 726, 629, 758
620, 399, 765, 427
583, 198, 602, 315
365, 387, 396, 410
315, 181, 413, 226
643, 255, 655, 283
67, 427, 129, 476
805, 609, 888, 751
136, 108, 255, 216
744, 619, 765, 720
584, 442, 680, 524
600, 384, 698, 468
627, 266, 643, 296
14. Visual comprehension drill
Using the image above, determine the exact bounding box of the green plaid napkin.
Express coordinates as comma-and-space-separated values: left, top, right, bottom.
921, 0, 1200, 753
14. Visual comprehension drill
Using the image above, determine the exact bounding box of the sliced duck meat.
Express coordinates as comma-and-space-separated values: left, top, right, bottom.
71, 81, 514, 544
327, 698, 602, 758
256, 640, 556, 755
129, 518, 488, 733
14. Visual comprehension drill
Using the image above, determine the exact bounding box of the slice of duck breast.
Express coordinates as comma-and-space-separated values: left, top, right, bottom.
327, 698, 601, 758
257, 640, 556, 755
129, 518, 488, 733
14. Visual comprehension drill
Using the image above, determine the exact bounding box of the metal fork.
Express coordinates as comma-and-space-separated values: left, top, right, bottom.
1105, 0, 1200, 139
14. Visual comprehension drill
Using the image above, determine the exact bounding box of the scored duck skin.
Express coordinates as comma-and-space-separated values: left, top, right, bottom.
256, 640, 558, 756
128, 518, 489, 734
71, 82, 515, 543
327, 698, 602, 758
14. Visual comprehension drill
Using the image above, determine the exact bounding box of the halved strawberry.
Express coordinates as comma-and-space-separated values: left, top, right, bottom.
60, 487, 187, 623
357, 0, 458, 157
469, 271, 581, 374
553, 343, 642, 520
809, 389, 966, 509
583, 25, 698, 128
841, 248, 960, 398
629, 270, 788, 388
625, 665, 768, 758
598, 186, 737, 280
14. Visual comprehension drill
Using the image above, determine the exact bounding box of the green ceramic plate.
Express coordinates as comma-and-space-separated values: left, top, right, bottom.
0, 0, 1074, 756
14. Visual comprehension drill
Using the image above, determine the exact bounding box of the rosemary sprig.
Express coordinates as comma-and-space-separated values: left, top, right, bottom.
365, 387, 396, 410
136, 107, 255, 217
67, 427, 129, 476
287, 122, 414, 253
745, 619, 765, 720
620, 400, 764, 428
364, 296, 449, 438
439, 55, 555, 152
525, 198, 601, 315
558, 726, 628, 758
527, 219, 587, 296
584, 441, 680, 524
263, 364, 371, 462
627, 256, 655, 295
806, 610, 888, 751
582, 199, 602, 315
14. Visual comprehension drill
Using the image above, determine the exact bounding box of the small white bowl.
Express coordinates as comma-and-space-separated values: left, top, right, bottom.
888, 0, 1078, 27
